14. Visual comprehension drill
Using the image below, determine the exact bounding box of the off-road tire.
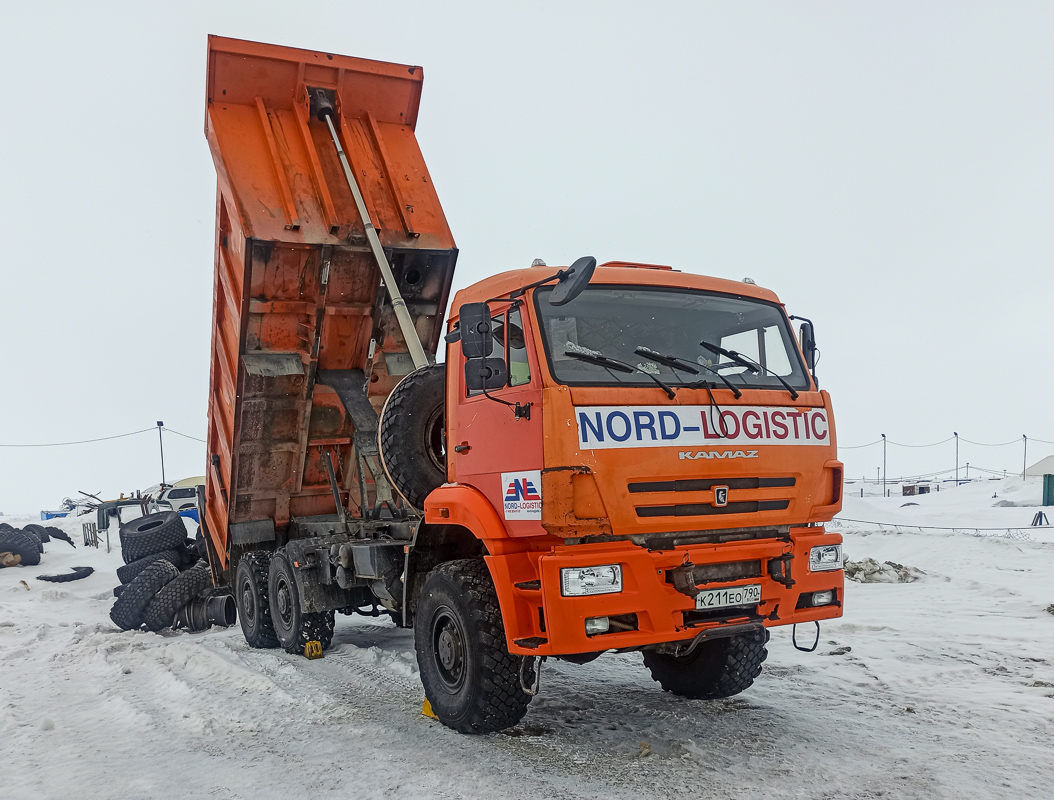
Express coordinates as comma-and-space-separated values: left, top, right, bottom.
176, 542, 201, 569
143, 562, 212, 631
36, 566, 94, 583
114, 584, 127, 598
109, 559, 180, 631
120, 512, 188, 563
0, 529, 42, 566
0, 522, 12, 532
378, 364, 446, 511
22, 529, 45, 554
116, 549, 183, 585
45, 526, 74, 547
268, 549, 334, 654
643, 628, 770, 700
415, 559, 531, 734
235, 551, 280, 649
24, 524, 50, 544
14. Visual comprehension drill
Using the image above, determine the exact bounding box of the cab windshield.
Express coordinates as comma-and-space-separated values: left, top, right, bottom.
534, 285, 810, 391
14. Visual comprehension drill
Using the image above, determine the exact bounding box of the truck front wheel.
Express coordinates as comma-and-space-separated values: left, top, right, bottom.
643, 628, 770, 700
415, 559, 531, 734
268, 549, 335, 655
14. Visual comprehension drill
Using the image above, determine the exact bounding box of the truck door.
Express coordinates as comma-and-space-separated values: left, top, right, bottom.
452, 303, 544, 536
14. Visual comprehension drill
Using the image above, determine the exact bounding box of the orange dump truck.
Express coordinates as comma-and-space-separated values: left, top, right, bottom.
200, 35, 845, 734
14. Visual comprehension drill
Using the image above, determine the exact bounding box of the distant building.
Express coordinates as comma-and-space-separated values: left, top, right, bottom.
1025, 455, 1054, 477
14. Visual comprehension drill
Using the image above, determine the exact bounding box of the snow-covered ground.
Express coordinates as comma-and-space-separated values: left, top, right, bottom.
2, 478, 1053, 799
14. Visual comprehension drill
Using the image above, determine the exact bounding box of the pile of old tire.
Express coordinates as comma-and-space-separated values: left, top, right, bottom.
0, 522, 89, 579
109, 511, 211, 632
0, 523, 43, 567
0, 521, 75, 566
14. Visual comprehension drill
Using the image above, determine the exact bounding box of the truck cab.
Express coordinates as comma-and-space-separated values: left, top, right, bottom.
429, 263, 843, 659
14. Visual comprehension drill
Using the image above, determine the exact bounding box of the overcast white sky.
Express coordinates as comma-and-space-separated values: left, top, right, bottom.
1, 1, 1052, 512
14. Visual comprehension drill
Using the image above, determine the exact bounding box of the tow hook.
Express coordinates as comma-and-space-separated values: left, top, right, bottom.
520, 655, 543, 695
768, 553, 796, 588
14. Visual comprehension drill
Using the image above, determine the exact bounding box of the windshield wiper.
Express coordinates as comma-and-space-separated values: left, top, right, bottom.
698, 340, 799, 400
633, 346, 742, 399
698, 340, 759, 373
564, 346, 675, 399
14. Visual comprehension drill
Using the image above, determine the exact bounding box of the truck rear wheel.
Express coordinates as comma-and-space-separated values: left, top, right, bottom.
235, 551, 279, 649
268, 550, 335, 655
378, 365, 446, 511
643, 628, 769, 700
415, 559, 531, 734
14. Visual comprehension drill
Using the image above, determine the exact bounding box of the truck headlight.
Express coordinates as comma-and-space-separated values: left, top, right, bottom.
809, 545, 843, 572
561, 565, 622, 596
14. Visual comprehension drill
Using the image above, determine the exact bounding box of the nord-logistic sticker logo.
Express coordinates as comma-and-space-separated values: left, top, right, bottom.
501, 470, 542, 520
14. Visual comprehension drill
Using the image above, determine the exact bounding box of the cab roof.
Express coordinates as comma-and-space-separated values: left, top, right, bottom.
450, 263, 783, 318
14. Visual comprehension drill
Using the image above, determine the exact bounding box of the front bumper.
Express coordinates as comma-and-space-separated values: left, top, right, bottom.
488, 526, 843, 657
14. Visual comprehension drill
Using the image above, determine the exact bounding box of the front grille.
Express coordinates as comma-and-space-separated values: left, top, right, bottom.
630, 474, 795, 519
637, 499, 790, 517
629, 477, 795, 493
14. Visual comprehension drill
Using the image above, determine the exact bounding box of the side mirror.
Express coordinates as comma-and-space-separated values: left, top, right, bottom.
548, 256, 596, 306
459, 302, 493, 359
465, 358, 508, 391
799, 321, 817, 373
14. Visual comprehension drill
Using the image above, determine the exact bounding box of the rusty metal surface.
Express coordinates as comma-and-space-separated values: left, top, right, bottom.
203, 37, 457, 569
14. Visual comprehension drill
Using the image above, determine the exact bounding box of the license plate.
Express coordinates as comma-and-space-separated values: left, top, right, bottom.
695, 584, 762, 610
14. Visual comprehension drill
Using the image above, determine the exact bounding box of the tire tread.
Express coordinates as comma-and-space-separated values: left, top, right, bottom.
416, 559, 531, 734
109, 560, 180, 631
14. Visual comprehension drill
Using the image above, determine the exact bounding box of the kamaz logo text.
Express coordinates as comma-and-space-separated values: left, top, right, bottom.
679, 450, 759, 460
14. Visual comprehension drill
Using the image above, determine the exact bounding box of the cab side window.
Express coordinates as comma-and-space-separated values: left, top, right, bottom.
464, 306, 531, 394
506, 308, 530, 387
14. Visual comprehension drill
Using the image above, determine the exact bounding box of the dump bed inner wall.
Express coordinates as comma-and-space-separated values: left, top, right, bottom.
203, 36, 457, 569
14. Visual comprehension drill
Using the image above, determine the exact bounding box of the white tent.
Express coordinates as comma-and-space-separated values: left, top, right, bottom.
1025, 455, 1054, 476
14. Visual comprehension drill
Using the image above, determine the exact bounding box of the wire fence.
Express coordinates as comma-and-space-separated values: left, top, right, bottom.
832, 516, 1045, 541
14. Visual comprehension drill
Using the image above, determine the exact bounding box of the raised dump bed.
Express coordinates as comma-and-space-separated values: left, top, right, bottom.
202, 36, 456, 572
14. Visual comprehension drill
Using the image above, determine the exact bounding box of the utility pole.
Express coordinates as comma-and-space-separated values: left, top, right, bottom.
882, 433, 886, 497
954, 431, 959, 485
1023, 435, 1027, 479
966, 462, 970, 480
157, 421, 166, 486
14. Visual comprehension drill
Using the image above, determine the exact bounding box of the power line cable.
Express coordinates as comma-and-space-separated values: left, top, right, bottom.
162, 427, 207, 444
886, 436, 955, 448
959, 437, 1021, 447
0, 428, 156, 448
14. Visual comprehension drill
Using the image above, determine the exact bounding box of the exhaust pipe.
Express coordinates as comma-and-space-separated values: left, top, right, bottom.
175, 593, 237, 632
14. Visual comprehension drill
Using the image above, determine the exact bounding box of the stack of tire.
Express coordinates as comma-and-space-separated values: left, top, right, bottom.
0, 523, 84, 579
0, 522, 45, 567
109, 511, 212, 632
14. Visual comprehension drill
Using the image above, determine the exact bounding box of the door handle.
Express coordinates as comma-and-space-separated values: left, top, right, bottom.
454, 443, 471, 453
